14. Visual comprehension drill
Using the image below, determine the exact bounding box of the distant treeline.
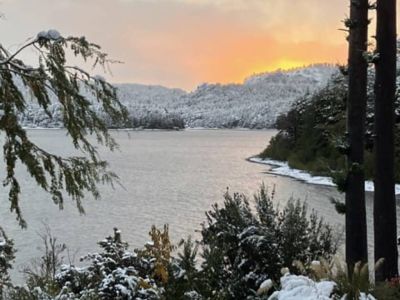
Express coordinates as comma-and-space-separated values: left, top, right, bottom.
18, 107, 186, 130
104, 109, 186, 130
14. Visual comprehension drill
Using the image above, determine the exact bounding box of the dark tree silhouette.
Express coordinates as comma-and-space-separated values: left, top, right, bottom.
373, 0, 399, 281
345, 0, 369, 271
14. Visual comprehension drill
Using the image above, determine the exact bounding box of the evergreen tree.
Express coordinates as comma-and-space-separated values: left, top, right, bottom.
373, 0, 399, 281
344, 0, 369, 272
0, 30, 128, 227
198, 186, 338, 299
166, 237, 202, 300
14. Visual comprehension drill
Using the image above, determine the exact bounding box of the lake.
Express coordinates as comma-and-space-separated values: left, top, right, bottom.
0, 129, 398, 281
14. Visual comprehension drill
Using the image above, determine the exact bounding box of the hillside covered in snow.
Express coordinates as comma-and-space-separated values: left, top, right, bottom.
19, 64, 336, 129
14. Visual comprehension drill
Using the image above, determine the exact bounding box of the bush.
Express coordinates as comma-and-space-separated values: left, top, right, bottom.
6, 227, 167, 300
55, 227, 166, 299
196, 185, 339, 299
165, 237, 202, 300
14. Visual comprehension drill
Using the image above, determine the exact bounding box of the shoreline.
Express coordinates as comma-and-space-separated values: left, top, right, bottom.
23, 127, 274, 132
248, 156, 400, 195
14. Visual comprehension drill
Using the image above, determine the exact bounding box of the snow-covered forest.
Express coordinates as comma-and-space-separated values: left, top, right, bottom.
259, 66, 400, 180
18, 64, 336, 129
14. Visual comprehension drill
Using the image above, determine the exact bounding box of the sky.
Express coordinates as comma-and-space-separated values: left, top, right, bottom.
0, 0, 395, 90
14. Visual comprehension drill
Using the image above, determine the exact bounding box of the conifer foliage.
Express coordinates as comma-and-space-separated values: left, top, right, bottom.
197, 186, 338, 299
0, 227, 15, 298
0, 30, 128, 227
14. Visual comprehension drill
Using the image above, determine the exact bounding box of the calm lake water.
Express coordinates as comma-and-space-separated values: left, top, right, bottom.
0, 129, 399, 281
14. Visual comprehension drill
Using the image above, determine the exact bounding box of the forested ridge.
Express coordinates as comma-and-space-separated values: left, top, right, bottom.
17, 64, 334, 130
260, 69, 400, 181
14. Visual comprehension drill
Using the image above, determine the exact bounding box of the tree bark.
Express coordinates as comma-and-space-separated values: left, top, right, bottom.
374, 0, 398, 281
345, 0, 369, 272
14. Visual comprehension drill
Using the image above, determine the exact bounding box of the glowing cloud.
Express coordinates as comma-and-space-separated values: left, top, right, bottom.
1, 0, 396, 89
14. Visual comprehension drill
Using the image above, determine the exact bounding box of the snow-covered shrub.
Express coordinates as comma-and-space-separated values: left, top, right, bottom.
197, 185, 339, 299
279, 200, 339, 269
268, 274, 336, 300
0, 227, 15, 297
55, 228, 164, 299
165, 237, 202, 299
290, 258, 379, 300
267, 267, 375, 300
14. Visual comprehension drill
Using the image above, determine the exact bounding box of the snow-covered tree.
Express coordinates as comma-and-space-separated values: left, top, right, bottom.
198, 185, 338, 299
165, 237, 202, 299
14, 228, 166, 300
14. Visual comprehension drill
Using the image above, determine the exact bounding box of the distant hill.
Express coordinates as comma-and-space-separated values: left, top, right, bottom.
18, 64, 337, 129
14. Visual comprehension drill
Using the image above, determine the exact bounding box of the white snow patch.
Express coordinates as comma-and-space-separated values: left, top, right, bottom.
37, 29, 62, 41
268, 274, 335, 300
250, 157, 400, 195
258, 279, 274, 295
37, 31, 48, 39
311, 261, 321, 267
341, 293, 376, 300
281, 267, 290, 276
93, 75, 106, 82
47, 29, 61, 40
260, 279, 274, 290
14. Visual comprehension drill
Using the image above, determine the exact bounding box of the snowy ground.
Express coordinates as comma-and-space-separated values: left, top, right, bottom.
268, 274, 335, 300
268, 274, 376, 300
249, 157, 400, 195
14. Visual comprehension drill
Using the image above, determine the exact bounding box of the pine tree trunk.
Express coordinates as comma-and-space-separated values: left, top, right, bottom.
374, 0, 398, 281
345, 0, 369, 272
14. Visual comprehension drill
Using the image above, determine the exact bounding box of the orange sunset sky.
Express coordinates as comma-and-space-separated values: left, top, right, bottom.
1, 0, 399, 90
